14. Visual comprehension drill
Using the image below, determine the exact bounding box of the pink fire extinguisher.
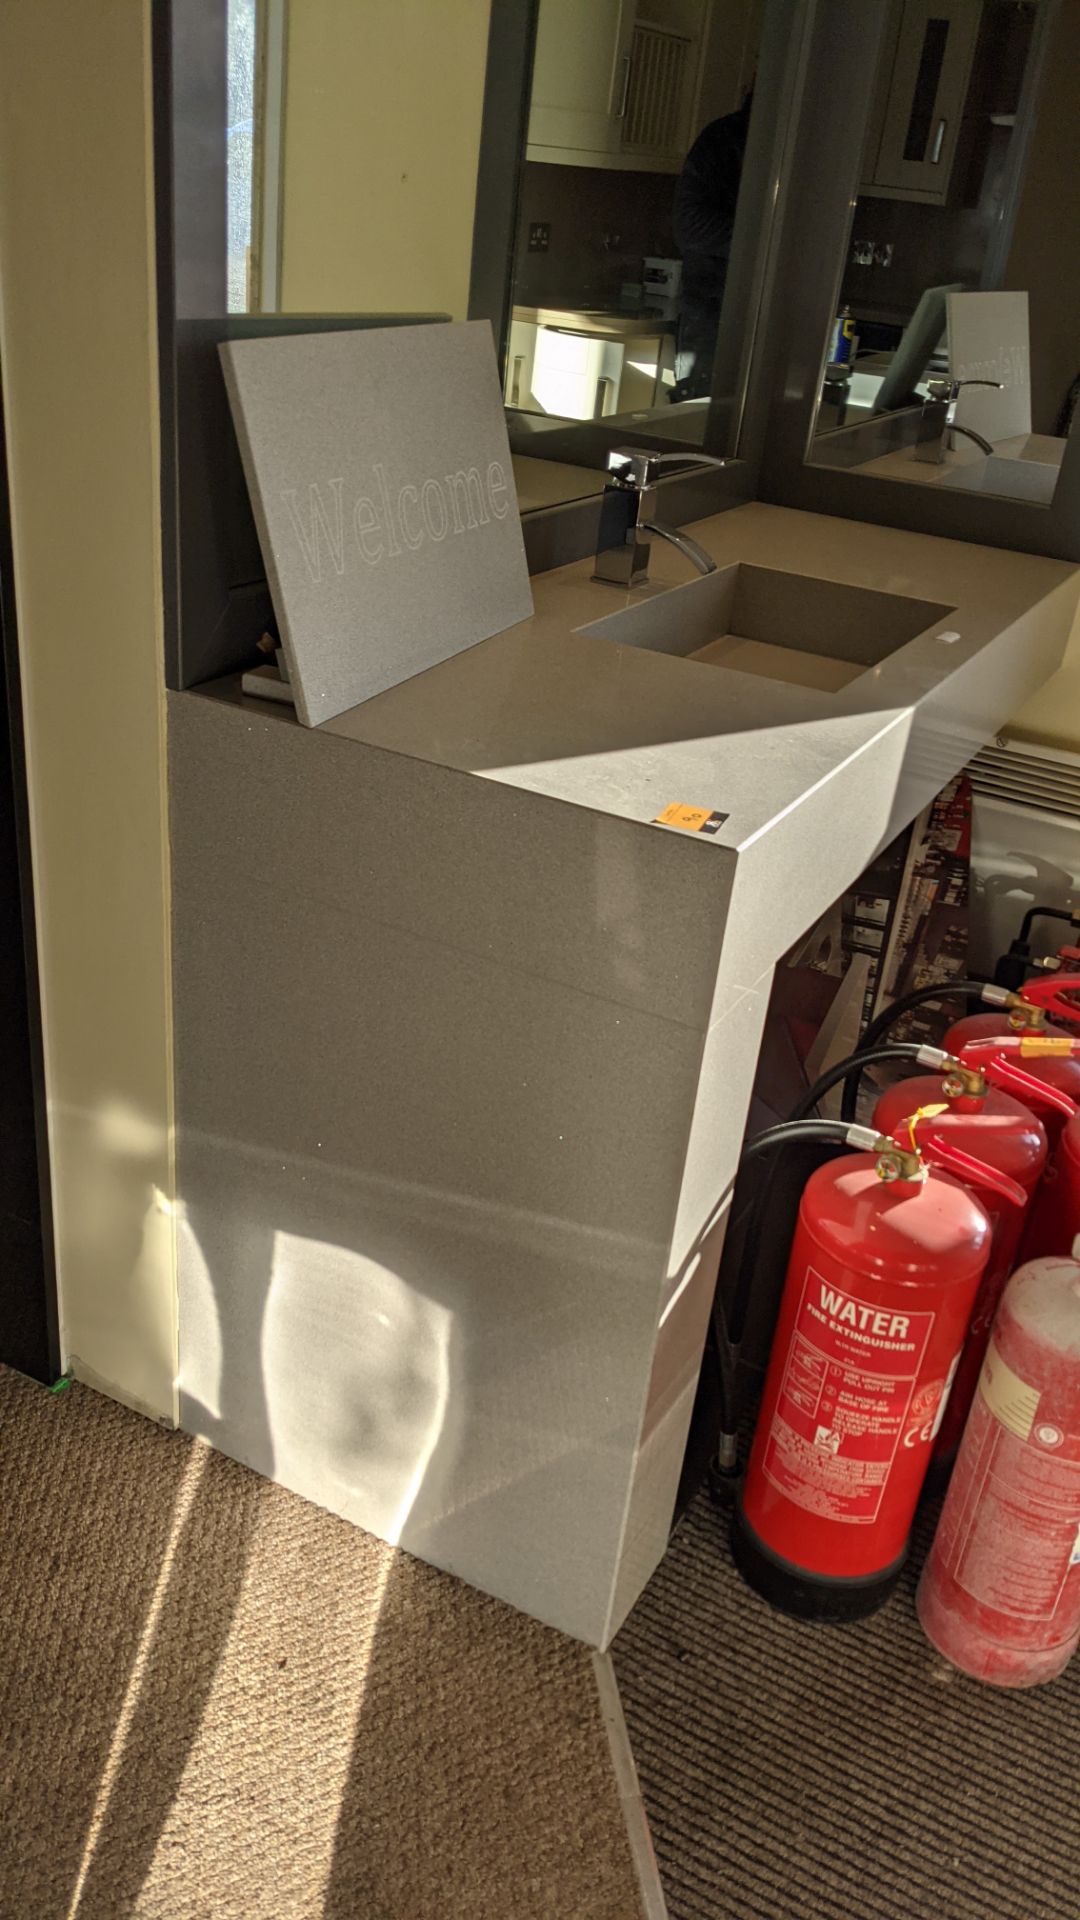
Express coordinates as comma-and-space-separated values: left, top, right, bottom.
918, 1243, 1080, 1687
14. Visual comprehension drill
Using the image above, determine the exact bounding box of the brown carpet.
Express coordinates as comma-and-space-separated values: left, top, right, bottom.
614, 1488, 1080, 1920
0, 1365, 643, 1920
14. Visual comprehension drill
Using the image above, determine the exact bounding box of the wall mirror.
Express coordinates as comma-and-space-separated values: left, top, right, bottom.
218, 0, 801, 517
807, 0, 1078, 510
499, 0, 767, 510
749, 0, 1080, 559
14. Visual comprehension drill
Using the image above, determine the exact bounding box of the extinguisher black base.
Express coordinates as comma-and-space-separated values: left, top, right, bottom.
731, 1499, 906, 1622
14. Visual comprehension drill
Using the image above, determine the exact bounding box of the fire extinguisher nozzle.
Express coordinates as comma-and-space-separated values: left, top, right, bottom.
917, 1045, 952, 1069
982, 984, 1014, 1007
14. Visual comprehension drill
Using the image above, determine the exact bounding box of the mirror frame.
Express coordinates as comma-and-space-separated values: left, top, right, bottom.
466, 0, 537, 384
742, 0, 1080, 563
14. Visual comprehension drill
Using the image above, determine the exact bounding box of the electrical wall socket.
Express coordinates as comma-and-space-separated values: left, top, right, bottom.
528, 223, 551, 252
851, 237, 894, 269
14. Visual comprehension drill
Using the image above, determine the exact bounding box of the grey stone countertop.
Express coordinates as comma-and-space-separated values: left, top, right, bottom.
202, 503, 1079, 885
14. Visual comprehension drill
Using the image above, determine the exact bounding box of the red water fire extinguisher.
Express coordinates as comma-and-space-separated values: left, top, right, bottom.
1020, 1112, 1080, 1264
873, 1036, 1078, 1476
918, 1244, 1080, 1687
944, 975, 1080, 1147
732, 1114, 1026, 1620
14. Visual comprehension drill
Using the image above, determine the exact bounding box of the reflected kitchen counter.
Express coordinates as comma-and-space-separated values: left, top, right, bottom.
511, 303, 677, 338
507, 304, 677, 420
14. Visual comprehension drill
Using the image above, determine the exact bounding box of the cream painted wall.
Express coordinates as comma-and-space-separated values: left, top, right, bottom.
0, 2, 175, 1417
1005, 604, 1080, 755
277, 0, 492, 319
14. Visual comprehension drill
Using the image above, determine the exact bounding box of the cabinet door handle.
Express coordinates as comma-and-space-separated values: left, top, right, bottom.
930, 117, 947, 164
615, 53, 632, 118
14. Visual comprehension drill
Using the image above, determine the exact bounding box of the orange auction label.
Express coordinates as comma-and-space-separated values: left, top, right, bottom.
1020, 1036, 1074, 1057
762, 1269, 935, 1523
653, 802, 729, 835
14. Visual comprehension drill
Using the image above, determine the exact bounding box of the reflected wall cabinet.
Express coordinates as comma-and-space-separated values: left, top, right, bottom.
861, 0, 982, 203
526, 0, 710, 171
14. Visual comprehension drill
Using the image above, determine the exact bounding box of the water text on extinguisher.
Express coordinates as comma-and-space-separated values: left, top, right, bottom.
763, 1269, 936, 1524
814, 1286, 912, 1344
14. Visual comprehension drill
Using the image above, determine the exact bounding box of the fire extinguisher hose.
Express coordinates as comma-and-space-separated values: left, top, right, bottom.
720, 1047, 943, 1393
739, 1118, 881, 1163
1019, 904, 1080, 944
855, 976, 995, 1055
837, 1041, 957, 1124
725, 1043, 946, 1274
789, 1042, 940, 1124
723, 1111, 894, 1383
711, 1118, 882, 1478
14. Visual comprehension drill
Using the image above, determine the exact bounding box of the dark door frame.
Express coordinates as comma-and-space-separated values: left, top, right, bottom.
0, 384, 62, 1383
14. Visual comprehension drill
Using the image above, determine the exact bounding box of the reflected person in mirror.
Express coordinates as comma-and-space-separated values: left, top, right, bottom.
670, 86, 752, 404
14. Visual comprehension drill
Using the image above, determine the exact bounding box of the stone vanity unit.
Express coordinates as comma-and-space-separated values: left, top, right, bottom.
169, 500, 1079, 1646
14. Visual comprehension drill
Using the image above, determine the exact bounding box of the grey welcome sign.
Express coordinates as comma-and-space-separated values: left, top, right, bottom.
220, 321, 533, 727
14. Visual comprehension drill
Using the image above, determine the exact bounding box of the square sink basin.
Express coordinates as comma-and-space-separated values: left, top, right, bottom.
578, 561, 954, 695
